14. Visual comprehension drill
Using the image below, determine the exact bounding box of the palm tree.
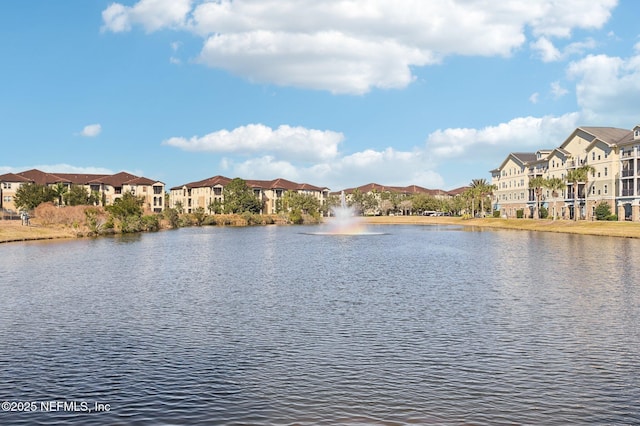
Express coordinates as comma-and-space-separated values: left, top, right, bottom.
470, 178, 496, 218
528, 176, 546, 219
51, 182, 68, 206
544, 177, 566, 220
566, 165, 595, 221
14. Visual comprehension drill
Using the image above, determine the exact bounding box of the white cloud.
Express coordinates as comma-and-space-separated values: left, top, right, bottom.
101, 0, 617, 94
529, 92, 539, 104
80, 124, 102, 137
567, 52, 640, 125
163, 124, 344, 162
531, 36, 597, 62
425, 113, 580, 159
550, 81, 569, 98
218, 148, 444, 190
102, 0, 192, 33
531, 37, 562, 62
163, 113, 597, 190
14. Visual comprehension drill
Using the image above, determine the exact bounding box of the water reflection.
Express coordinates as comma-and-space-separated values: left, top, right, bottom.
0, 225, 639, 425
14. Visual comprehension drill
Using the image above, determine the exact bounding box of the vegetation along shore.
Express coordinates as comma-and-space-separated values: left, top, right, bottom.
4, 214, 640, 245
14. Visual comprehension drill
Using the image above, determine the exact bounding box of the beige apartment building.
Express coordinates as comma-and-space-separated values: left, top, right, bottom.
491, 125, 640, 221
169, 175, 330, 215
0, 169, 165, 214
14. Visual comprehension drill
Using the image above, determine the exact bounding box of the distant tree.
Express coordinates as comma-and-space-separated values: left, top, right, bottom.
106, 191, 143, 221
13, 183, 56, 210
349, 188, 364, 214
566, 165, 595, 220
192, 207, 207, 226
281, 191, 322, 219
470, 178, 496, 217
65, 184, 92, 206
51, 183, 68, 206
223, 178, 262, 214
174, 201, 184, 214
411, 193, 441, 213
207, 199, 223, 214
163, 207, 180, 228
380, 191, 401, 215
528, 176, 546, 219
544, 177, 566, 220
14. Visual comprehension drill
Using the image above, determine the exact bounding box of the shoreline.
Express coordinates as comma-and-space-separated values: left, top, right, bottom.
362, 215, 640, 238
3, 215, 640, 244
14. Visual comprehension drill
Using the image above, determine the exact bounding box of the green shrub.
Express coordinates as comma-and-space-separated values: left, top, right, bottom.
163, 208, 180, 228
202, 215, 218, 226
141, 215, 160, 231
493, 210, 501, 218
516, 209, 524, 219
289, 209, 304, 224
595, 201, 612, 221
608, 214, 618, 221
539, 206, 548, 219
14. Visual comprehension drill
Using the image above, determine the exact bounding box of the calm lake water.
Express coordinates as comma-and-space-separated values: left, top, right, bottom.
1, 224, 639, 425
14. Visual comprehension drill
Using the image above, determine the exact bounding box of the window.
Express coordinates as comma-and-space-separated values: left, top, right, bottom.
604, 185, 608, 194
604, 167, 608, 177
3, 196, 11, 202
2, 183, 11, 189
592, 152, 595, 161
154, 186, 162, 195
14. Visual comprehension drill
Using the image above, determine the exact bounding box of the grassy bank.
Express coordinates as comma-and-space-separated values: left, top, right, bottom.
0, 220, 77, 244
5, 214, 640, 244
363, 215, 640, 239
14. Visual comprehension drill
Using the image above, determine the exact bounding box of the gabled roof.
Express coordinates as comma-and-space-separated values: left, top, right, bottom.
493, 152, 537, 172
1, 169, 163, 188
0, 172, 33, 183
16, 169, 71, 185
55, 173, 110, 184
171, 176, 326, 192
579, 126, 631, 145
171, 175, 232, 190
447, 186, 470, 196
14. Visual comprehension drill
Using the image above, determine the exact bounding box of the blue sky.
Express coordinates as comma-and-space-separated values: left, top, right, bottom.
2, 0, 639, 191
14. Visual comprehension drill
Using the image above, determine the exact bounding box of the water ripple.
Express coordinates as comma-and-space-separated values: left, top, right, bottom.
0, 226, 639, 424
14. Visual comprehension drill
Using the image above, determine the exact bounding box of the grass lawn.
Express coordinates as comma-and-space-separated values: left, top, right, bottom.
0, 220, 76, 244
362, 215, 640, 239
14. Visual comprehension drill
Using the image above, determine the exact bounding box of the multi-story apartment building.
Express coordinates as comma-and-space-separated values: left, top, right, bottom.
169, 176, 330, 215
0, 169, 165, 213
340, 182, 460, 215
491, 125, 640, 221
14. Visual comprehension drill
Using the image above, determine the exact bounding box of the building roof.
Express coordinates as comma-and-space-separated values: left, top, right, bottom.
580, 126, 631, 145
0, 172, 33, 183
171, 176, 327, 192
339, 182, 451, 196
0, 169, 162, 187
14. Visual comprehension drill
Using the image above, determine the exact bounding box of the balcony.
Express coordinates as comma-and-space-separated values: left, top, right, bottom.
622, 189, 635, 197
621, 169, 635, 178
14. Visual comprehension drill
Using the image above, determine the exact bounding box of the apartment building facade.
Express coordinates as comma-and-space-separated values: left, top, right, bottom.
169, 176, 330, 215
0, 169, 165, 213
491, 125, 640, 221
